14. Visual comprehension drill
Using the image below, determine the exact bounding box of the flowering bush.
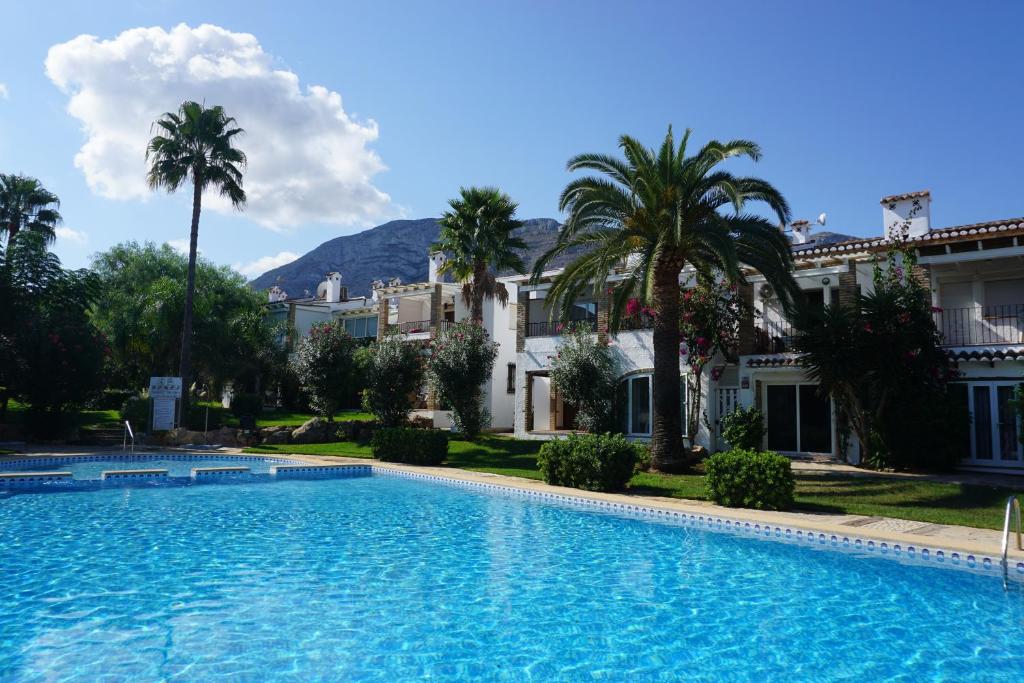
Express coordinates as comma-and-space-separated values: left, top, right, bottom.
427, 321, 498, 439
678, 277, 748, 443
289, 321, 358, 420
549, 323, 618, 432
362, 333, 424, 427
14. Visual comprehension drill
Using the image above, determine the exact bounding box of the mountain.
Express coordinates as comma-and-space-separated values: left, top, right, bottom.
249, 217, 578, 297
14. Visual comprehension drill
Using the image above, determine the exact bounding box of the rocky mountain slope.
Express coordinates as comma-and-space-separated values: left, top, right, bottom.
250, 217, 580, 297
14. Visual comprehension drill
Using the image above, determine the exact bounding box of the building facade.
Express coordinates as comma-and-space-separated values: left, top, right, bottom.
506, 191, 1024, 472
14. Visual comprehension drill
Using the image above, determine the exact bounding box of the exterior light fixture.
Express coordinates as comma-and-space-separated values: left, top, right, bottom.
821, 277, 831, 286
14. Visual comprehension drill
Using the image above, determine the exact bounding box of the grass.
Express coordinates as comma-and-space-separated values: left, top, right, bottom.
224, 408, 374, 428
246, 435, 1024, 530
3, 400, 122, 430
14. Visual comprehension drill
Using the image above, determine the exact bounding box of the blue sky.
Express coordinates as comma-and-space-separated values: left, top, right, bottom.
1, 1, 1022, 276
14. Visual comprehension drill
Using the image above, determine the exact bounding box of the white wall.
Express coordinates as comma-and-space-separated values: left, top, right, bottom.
482, 281, 518, 430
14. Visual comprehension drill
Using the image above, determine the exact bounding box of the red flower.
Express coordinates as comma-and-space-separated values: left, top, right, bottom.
626, 298, 641, 316
863, 323, 873, 333
930, 306, 943, 313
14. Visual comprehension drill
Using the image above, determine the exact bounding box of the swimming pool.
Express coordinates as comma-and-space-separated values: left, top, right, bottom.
1, 472, 1022, 680
0, 454, 300, 480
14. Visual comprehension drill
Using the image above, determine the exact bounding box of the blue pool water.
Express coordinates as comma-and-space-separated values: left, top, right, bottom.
0, 455, 297, 479
1, 475, 1022, 681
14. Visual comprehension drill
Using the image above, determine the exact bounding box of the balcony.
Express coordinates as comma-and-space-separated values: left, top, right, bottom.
394, 319, 431, 335
753, 323, 798, 354
619, 313, 656, 331
526, 318, 598, 338
935, 305, 1024, 347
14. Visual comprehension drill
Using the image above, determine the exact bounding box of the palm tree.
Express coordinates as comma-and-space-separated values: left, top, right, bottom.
146, 101, 246, 413
436, 186, 527, 324
0, 174, 62, 247
534, 127, 797, 470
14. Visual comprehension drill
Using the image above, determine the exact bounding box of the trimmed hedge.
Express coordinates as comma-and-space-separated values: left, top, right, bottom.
230, 392, 263, 418
537, 433, 639, 492
704, 448, 794, 510
371, 427, 448, 465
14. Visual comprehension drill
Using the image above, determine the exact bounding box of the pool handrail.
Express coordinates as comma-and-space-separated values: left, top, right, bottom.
1001, 495, 1022, 589
123, 421, 135, 455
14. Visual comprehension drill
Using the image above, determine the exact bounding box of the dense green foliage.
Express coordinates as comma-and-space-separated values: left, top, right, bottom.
91, 242, 285, 395
0, 232, 106, 432
146, 101, 247, 413
427, 321, 498, 438
289, 321, 358, 421
794, 245, 963, 470
537, 433, 640, 492
371, 427, 448, 465
704, 448, 795, 510
720, 406, 766, 451
549, 324, 618, 432
230, 392, 263, 418
534, 127, 796, 469
362, 333, 423, 427
436, 186, 526, 323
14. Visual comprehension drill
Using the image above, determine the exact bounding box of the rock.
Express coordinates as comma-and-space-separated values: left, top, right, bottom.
264, 430, 291, 444
211, 427, 238, 447
165, 427, 206, 446
292, 417, 332, 444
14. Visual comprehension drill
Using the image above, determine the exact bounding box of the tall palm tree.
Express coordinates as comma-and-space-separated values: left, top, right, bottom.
146, 101, 246, 413
0, 174, 62, 246
534, 127, 797, 470
436, 186, 527, 323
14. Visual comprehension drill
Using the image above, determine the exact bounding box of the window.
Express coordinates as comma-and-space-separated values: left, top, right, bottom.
342, 316, 378, 338
618, 373, 691, 438
960, 381, 1023, 465
506, 363, 516, 394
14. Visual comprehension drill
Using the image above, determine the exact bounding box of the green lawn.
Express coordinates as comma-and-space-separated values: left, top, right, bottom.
3, 400, 121, 430
225, 408, 374, 428
246, 436, 1024, 530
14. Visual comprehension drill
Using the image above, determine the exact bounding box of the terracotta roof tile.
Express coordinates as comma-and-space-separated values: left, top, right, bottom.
880, 190, 931, 204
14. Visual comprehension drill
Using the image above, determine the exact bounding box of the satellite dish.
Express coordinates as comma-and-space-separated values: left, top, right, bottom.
816, 212, 827, 226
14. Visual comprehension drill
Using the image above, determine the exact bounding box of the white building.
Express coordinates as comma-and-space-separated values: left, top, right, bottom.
504, 191, 1024, 472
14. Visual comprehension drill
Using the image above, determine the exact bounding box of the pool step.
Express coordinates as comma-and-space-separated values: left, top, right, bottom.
100, 469, 168, 481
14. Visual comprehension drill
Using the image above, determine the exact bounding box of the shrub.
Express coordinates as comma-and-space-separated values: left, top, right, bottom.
720, 406, 766, 451
183, 403, 226, 431
426, 322, 497, 439
230, 392, 263, 418
290, 321, 359, 420
548, 324, 618, 432
120, 397, 149, 431
704, 448, 794, 510
633, 442, 652, 473
537, 433, 639, 492
363, 333, 424, 427
371, 427, 448, 465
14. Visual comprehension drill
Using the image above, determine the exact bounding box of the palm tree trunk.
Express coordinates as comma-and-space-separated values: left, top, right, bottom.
179, 178, 202, 422
471, 261, 486, 324
650, 263, 684, 471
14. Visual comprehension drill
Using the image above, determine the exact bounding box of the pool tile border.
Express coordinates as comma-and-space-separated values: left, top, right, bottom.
370, 466, 1024, 580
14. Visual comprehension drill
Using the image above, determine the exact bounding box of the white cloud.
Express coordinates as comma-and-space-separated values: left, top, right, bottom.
45, 24, 392, 230
232, 250, 299, 279
0, 83, 8, 100
54, 226, 88, 245
166, 238, 191, 254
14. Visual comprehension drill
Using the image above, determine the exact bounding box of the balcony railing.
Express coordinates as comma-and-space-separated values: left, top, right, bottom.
935, 305, 1024, 347
526, 318, 598, 337
753, 323, 798, 354
395, 319, 431, 334
619, 313, 656, 331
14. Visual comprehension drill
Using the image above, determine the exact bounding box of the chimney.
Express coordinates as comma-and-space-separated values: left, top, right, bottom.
321, 272, 344, 303
268, 285, 288, 303
881, 190, 931, 240
790, 220, 812, 245
428, 250, 447, 283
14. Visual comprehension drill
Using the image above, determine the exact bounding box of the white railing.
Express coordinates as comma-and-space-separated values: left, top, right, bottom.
123, 421, 135, 454
1002, 495, 1022, 589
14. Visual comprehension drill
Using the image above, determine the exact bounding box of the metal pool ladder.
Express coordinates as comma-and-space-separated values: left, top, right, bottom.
123, 421, 135, 454
1002, 495, 1022, 589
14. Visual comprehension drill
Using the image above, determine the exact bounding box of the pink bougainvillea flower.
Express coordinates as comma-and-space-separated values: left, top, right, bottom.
863, 323, 873, 333
626, 298, 641, 316
930, 306, 943, 313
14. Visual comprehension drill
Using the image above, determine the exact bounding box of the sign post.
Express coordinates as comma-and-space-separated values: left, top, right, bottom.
149, 377, 182, 432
